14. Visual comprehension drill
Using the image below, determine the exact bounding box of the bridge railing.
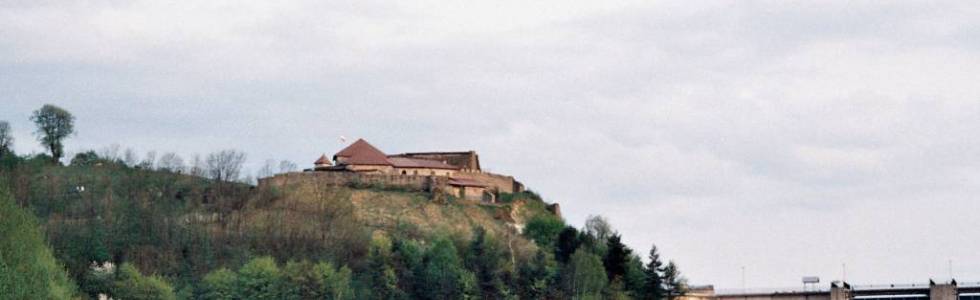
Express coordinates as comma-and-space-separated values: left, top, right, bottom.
715, 287, 830, 295
851, 283, 931, 290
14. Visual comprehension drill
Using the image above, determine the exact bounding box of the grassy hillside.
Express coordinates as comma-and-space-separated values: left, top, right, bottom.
0, 155, 556, 293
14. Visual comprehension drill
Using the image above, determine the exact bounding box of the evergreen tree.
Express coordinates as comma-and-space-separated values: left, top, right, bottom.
554, 226, 582, 264
624, 254, 647, 296
642, 244, 666, 300
603, 234, 632, 282
663, 261, 687, 300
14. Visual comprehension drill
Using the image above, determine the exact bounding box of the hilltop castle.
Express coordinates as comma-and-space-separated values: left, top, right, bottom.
262, 139, 524, 203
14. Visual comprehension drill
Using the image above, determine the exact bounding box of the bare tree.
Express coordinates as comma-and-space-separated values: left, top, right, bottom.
158, 152, 185, 173
279, 160, 298, 173
584, 215, 614, 242
190, 154, 206, 177
123, 148, 139, 166
0, 121, 13, 156
99, 144, 121, 162
139, 151, 156, 169
206, 150, 247, 182
257, 159, 277, 178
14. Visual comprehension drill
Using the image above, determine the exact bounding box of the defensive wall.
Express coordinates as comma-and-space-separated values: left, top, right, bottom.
257, 170, 524, 198
453, 169, 525, 194
258, 171, 444, 192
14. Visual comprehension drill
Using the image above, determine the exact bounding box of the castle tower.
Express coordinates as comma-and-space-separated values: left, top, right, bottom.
314, 154, 332, 170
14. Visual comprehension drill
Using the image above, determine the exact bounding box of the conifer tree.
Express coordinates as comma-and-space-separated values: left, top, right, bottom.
603, 234, 632, 282
554, 226, 582, 264
663, 260, 687, 300
643, 244, 666, 300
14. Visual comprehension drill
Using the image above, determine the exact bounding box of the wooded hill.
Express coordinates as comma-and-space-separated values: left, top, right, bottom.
0, 105, 687, 299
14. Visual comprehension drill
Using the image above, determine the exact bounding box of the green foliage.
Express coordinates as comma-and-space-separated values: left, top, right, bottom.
516, 249, 556, 300
464, 227, 509, 299
642, 244, 667, 300
603, 234, 632, 281
30, 104, 75, 161
202, 268, 238, 300
554, 226, 582, 264
317, 262, 354, 300
0, 185, 77, 299
496, 191, 543, 204
603, 277, 630, 300
204, 258, 355, 300
366, 239, 404, 300
1, 139, 688, 300
523, 214, 565, 249
0, 120, 12, 156
281, 260, 355, 300
237, 256, 284, 300
421, 237, 477, 300
70, 150, 117, 167
564, 248, 606, 299
663, 261, 687, 299
391, 238, 425, 296
113, 263, 177, 300
624, 255, 646, 297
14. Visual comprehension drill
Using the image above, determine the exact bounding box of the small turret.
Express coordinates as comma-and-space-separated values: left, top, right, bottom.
314, 154, 332, 170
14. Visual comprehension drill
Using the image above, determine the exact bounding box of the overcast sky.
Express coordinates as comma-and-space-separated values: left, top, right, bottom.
3, 1, 980, 289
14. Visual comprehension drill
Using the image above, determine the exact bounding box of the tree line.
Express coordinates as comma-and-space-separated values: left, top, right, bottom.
0, 104, 300, 183
0, 104, 691, 299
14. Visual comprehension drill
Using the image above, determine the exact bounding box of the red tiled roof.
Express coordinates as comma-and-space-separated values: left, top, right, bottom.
314, 154, 332, 165
333, 139, 392, 165
387, 157, 460, 170
448, 177, 488, 187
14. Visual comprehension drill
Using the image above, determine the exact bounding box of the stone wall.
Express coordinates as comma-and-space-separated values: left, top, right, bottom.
452, 170, 525, 194
259, 170, 524, 202
258, 171, 446, 192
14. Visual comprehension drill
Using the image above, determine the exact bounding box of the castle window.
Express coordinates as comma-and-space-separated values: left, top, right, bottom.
413, 170, 418, 175
401, 170, 407, 175
430, 171, 435, 176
